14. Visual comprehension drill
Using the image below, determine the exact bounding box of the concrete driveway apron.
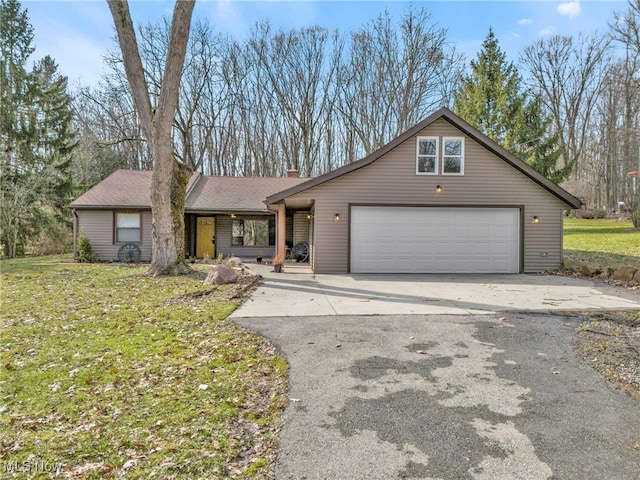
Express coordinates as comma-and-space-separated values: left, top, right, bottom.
232, 265, 640, 479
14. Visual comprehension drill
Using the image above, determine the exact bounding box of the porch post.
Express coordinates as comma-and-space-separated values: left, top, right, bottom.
277, 203, 286, 261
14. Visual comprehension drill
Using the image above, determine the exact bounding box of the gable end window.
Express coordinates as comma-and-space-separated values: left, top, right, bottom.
115, 212, 141, 243
416, 137, 438, 175
442, 137, 464, 175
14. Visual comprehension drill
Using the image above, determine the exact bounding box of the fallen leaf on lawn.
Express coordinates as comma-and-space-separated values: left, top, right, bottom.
198, 384, 208, 390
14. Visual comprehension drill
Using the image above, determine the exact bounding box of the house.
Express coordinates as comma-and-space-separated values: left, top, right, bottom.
70, 170, 309, 262
71, 108, 581, 273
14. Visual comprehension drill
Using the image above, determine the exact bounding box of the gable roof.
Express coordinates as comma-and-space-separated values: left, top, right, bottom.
265, 107, 582, 209
70, 169, 308, 212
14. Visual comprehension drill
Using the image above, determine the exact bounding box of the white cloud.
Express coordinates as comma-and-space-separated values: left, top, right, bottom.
557, 1, 582, 18
216, 0, 240, 23
518, 18, 534, 26
539, 26, 556, 36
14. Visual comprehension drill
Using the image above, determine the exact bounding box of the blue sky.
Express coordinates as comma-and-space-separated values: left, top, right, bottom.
23, 0, 628, 87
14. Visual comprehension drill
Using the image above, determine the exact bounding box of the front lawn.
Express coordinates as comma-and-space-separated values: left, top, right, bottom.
0, 256, 286, 478
564, 218, 640, 269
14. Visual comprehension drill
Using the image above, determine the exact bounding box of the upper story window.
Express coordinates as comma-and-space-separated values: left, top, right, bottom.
416, 137, 438, 175
115, 212, 141, 243
416, 136, 464, 175
443, 137, 464, 175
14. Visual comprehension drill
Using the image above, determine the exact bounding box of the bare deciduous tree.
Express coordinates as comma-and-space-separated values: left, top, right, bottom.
521, 34, 612, 177
107, 0, 194, 275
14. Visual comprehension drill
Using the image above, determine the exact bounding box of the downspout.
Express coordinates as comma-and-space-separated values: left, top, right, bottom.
72, 209, 78, 261
277, 203, 286, 262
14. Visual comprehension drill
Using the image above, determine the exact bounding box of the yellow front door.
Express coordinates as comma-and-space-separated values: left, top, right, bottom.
196, 217, 215, 258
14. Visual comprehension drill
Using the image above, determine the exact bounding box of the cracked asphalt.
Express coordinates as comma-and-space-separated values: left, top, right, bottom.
234, 313, 640, 479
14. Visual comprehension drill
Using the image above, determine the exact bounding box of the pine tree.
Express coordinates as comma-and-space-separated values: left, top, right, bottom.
0, 0, 75, 257
453, 29, 569, 183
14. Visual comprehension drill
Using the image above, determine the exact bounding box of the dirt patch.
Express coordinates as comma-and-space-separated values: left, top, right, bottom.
575, 311, 640, 399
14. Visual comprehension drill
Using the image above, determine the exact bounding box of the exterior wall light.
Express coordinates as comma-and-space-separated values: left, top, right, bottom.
532, 215, 540, 224
435, 185, 442, 193
230, 214, 237, 219
335, 213, 340, 222
307, 213, 314, 220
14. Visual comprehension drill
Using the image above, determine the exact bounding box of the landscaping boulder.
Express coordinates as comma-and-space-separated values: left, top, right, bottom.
562, 257, 581, 271
600, 267, 615, 279
204, 264, 238, 285
580, 264, 601, 277
225, 256, 243, 268
612, 266, 637, 282
633, 270, 640, 284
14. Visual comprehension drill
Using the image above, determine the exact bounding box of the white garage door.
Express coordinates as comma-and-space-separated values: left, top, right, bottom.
350, 206, 520, 273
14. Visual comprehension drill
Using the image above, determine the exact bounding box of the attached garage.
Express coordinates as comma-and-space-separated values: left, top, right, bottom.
350, 206, 521, 273
266, 108, 582, 274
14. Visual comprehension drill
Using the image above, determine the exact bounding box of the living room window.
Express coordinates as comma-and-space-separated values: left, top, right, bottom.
442, 137, 464, 175
115, 212, 141, 243
232, 218, 275, 246
416, 137, 438, 175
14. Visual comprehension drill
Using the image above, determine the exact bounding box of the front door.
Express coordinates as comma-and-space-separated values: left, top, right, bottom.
196, 217, 215, 258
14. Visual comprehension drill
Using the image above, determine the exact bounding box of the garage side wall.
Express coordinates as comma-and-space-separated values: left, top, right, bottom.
76, 209, 152, 262
290, 119, 567, 273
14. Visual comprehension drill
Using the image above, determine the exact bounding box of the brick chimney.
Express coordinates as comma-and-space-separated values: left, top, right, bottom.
287, 169, 299, 178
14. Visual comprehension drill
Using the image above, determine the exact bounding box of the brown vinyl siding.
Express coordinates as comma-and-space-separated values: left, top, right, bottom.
286, 118, 568, 273
293, 212, 311, 245
76, 210, 152, 262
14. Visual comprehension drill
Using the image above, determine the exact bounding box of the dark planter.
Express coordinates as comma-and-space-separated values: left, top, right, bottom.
274, 264, 283, 273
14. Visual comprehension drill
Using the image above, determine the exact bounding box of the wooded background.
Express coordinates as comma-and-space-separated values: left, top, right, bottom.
2, 0, 640, 257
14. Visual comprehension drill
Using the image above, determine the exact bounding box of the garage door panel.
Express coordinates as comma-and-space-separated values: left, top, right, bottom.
350, 207, 520, 273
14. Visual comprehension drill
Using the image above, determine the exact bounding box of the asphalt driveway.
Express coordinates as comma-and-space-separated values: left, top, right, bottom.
232, 266, 640, 479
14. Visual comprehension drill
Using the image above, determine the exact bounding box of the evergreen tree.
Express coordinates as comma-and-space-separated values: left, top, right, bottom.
453, 29, 569, 183
0, 0, 75, 257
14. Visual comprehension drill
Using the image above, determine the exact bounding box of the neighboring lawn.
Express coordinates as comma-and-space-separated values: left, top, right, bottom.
563, 219, 640, 399
563, 218, 640, 269
1, 256, 286, 478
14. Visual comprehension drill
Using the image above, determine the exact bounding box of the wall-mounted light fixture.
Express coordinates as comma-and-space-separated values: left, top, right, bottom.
230, 213, 237, 219
307, 213, 314, 220
435, 185, 442, 193
532, 215, 540, 224
334, 213, 340, 222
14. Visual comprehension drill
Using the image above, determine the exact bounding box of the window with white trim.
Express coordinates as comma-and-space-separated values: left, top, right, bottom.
115, 212, 141, 243
416, 137, 438, 175
442, 137, 464, 175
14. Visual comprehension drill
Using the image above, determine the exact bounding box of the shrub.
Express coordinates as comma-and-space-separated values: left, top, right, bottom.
575, 209, 607, 219
78, 234, 97, 263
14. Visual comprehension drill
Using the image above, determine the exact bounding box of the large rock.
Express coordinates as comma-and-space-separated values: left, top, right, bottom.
580, 264, 601, 277
225, 256, 243, 268
612, 266, 637, 282
600, 267, 615, 279
562, 257, 581, 271
204, 264, 238, 285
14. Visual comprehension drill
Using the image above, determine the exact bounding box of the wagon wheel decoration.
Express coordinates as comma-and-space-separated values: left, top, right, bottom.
291, 242, 310, 262
117, 243, 141, 263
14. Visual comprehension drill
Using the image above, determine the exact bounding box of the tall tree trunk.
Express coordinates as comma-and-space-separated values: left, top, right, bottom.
107, 0, 194, 275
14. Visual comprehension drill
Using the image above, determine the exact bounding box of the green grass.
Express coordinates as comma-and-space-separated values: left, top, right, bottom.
564, 218, 640, 269
0, 255, 287, 478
